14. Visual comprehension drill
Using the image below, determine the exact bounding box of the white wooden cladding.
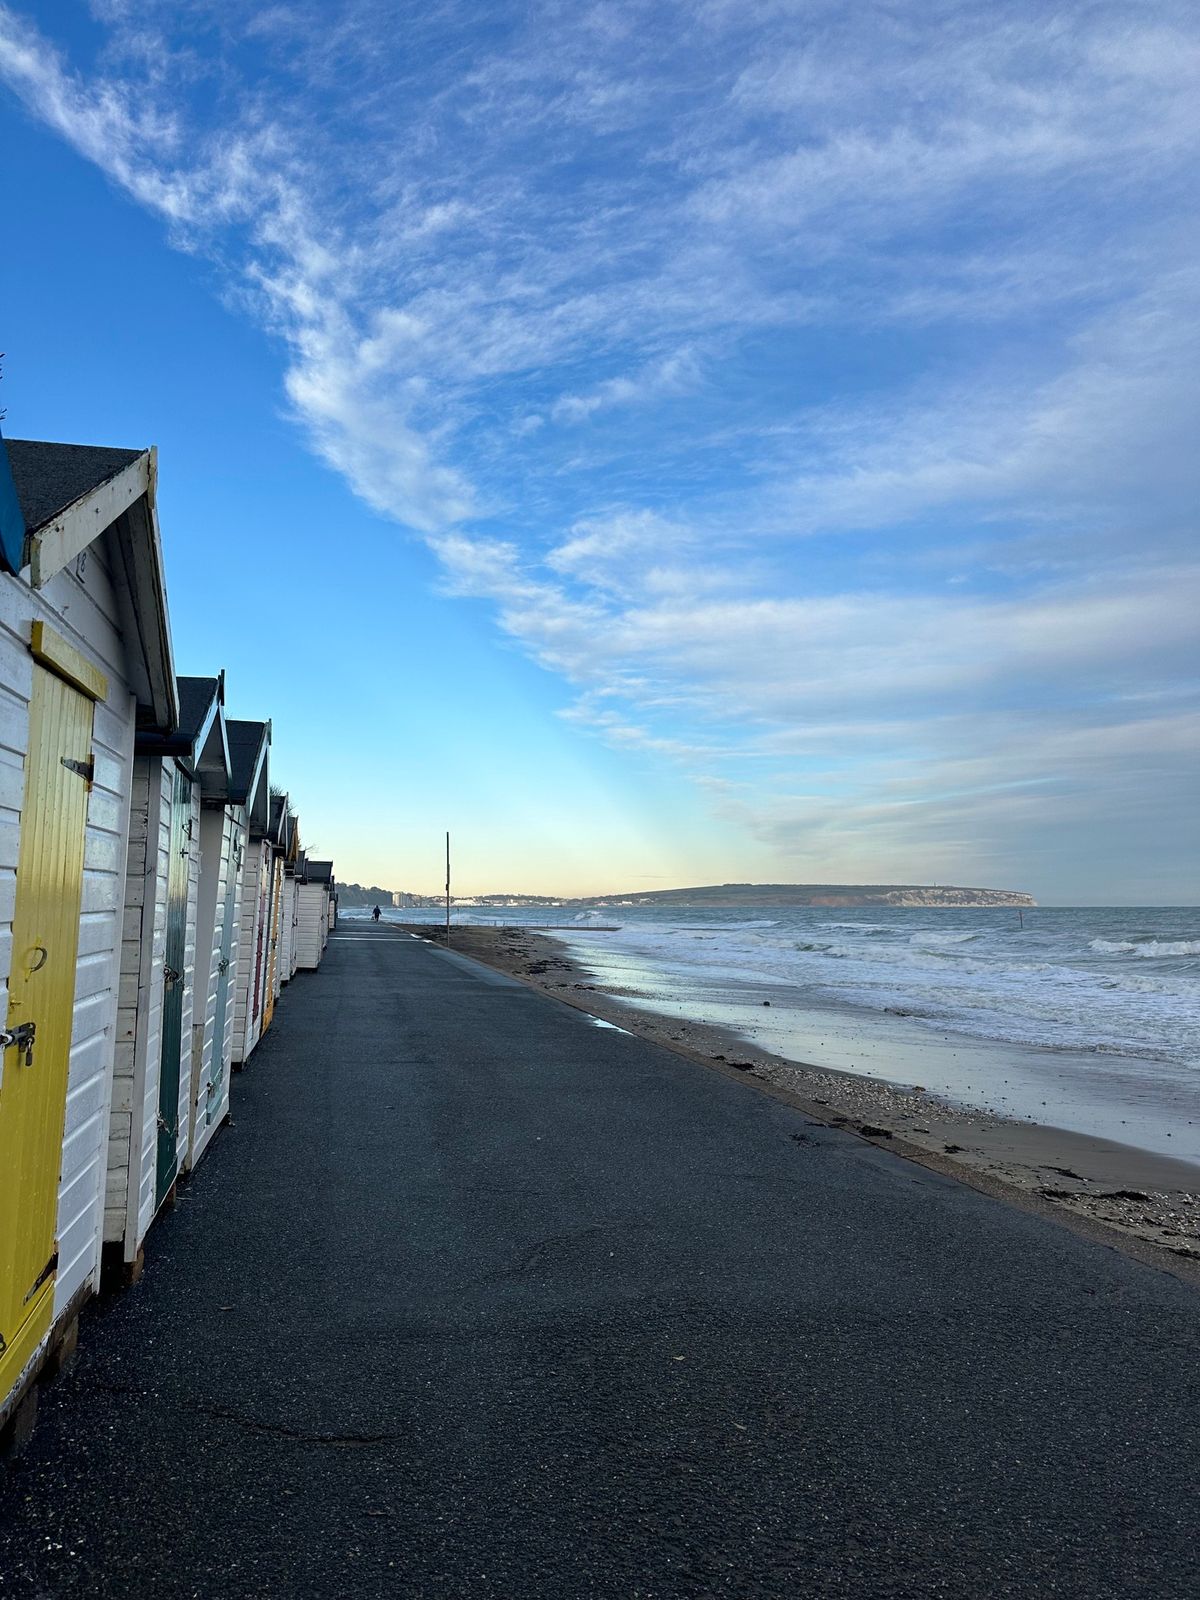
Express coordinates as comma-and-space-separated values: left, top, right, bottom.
107, 755, 201, 1258
278, 874, 298, 987
294, 883, 328, 970
270, 858, 285, 1005
289, 878, 300, 977
179, 776, 200, 1170
233, 838, 272, 1063
186, 804, 244, 1172
0, 538, 138, 1321
211, 811, 245, 1098
107, 757, 164, 1251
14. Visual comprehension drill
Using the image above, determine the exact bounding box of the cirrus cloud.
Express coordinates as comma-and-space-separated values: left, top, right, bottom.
1, 0, 1197, 897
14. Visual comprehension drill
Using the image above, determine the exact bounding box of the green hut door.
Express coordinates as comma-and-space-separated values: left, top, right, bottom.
207, 831, 240, 1124
156, 768, 192, 1203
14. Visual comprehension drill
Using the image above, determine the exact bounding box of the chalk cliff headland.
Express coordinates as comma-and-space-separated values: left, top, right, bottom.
565, 883, 1037, 909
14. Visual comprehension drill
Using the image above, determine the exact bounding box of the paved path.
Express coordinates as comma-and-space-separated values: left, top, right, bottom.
2, 927, 1198, 1598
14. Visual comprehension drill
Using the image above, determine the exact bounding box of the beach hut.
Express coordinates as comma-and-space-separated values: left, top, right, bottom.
295, 859, 335, 970
277, 808, 301, 987
104, 673, 231, 1272
173, 676, 242, 1173
230, 722, 272, 1066
0, 434, 175, 1429
261, 794, 291, 1032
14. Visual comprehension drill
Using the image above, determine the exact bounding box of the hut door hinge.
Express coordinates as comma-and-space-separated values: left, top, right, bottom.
24, 1250, 58, 1304
61, 755, 95, 785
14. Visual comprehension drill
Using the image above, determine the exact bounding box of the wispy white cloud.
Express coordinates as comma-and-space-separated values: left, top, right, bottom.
0, 2, 475, 530
552, 347, 703, 424
2, 0, 1197, 893
544, 509, 703, 598
710, 7, 1200, 224
425, 503, 1198, 885
756, 269, 1200, 547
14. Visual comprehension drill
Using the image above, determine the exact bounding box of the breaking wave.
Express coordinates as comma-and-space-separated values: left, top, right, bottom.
1090, 938, 1200, 958
549, 904, 1199, 1072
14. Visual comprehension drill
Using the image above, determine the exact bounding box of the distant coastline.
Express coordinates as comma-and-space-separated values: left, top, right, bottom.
346, 880, 1037, 909
562, 883, 1037, 909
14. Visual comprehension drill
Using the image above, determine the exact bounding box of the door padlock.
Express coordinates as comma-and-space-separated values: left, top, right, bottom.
1, 1021, 36, 1065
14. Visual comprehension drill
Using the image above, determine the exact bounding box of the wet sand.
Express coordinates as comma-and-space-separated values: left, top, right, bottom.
404, 922, 1200, 1279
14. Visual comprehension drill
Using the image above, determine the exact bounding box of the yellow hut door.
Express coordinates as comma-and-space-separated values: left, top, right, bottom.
0, 626, 103, 1403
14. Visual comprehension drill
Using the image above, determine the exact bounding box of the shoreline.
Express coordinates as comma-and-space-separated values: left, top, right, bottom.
400, 921, 1200, 1278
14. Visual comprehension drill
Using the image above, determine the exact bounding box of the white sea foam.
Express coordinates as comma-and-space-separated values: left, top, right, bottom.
391, 901, 1198, 1077
819, 922, 892, 934
1089, 937, 1200, 958
553, 906, 1200, 1072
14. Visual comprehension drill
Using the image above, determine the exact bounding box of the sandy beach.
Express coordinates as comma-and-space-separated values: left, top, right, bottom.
402, 922, 1200, 1279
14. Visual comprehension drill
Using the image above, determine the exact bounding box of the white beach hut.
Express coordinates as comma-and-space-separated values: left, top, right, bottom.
0, 434, 175, 1432
295, 858, 335, 971
104, 673, 229, 1275
262, 793, 291, 1031
229, 721, 272, 1066
277, 807, 300, 988
173, 676, 242, 1173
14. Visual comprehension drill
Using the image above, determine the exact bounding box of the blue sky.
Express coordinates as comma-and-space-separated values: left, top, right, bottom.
1, 1, 1196, 903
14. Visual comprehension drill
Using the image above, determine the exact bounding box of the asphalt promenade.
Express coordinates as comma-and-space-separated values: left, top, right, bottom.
1, 925, 1198, 1598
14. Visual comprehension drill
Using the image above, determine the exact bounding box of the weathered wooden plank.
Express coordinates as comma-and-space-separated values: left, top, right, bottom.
29, 452, 150, 589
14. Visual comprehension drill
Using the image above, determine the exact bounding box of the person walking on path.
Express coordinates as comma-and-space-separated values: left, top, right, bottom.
372, 905, 382, 921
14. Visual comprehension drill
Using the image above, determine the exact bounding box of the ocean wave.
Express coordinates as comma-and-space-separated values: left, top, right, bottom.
793, 940, 859, 958
559, 908, 1199, 1069
818, 922, 892, 935
1089, 938, 1200, 958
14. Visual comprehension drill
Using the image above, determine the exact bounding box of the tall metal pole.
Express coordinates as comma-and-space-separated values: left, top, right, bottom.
445, 831, 451, 946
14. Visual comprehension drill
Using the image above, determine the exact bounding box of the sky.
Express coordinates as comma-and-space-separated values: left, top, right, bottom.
0, 1, 1196, 904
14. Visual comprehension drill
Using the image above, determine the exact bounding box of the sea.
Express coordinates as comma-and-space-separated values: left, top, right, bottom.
363, 903, 1200, 1165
